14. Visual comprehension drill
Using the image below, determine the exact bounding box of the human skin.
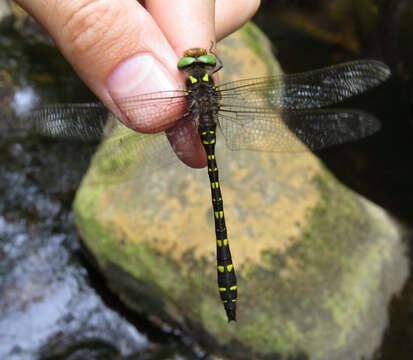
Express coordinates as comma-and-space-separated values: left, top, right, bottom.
15, 0, 260, 167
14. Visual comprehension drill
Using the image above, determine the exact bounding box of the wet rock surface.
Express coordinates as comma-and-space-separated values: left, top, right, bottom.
0, 3, 209, 359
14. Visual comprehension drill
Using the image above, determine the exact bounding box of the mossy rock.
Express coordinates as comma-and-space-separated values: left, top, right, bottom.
74, 23, 407, 360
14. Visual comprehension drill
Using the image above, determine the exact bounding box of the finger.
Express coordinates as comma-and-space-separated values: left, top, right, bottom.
15, 0, 183, 131
216, 0, 261, 39
166, 120, 206, 169
147, 0, 216, 168
146, 0, 215, 57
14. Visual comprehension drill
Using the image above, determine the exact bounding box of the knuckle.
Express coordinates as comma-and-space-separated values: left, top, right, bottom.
61, 0, 122, 57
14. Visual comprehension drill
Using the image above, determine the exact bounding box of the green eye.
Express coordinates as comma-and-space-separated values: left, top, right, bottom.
177, 56, 196, 69
197, 54, 216, 66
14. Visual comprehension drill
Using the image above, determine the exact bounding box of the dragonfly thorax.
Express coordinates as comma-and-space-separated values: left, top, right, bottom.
177, 48, 221, 130
184, 70, 220, 131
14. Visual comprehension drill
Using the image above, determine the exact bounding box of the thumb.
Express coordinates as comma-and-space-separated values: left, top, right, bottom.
16, 0, 182, 132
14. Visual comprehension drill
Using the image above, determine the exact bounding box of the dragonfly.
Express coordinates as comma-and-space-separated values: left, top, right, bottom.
15, 47, 390, 322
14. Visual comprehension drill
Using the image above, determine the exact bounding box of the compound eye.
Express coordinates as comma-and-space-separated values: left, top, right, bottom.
177, 56, 196, 69
197, 54, 216, 66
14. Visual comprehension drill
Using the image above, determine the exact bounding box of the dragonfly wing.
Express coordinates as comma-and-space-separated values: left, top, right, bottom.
217, 60, 390, 110
86, 123, 182, 186
12, 90, 188, 141
13, 103, 109, 141
218, 109, 380, 152
107, 90, 187, 130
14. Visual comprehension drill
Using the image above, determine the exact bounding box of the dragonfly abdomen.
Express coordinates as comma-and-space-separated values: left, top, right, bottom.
199, 123, 237, 322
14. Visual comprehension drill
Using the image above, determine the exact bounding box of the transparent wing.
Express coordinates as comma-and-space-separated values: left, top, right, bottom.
109, 90, 188, 129
12, 103, 110, 141
218, 109, 380, 152
217, 60, 390, 111
86, 122, 181, 186
8, 60, 388, 184
11, 90, 188, 140
7, 90, 190, 186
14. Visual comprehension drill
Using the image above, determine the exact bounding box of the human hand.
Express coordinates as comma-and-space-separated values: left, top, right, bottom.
15, 0, 260, 168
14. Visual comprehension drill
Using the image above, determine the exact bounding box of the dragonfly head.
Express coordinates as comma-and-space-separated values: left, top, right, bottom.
177, 48, 217, 74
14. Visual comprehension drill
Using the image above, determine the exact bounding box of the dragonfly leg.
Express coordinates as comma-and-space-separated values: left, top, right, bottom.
209, 42, 223, 74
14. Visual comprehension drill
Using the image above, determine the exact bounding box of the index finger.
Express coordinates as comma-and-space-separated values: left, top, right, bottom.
146, 0, 216, 168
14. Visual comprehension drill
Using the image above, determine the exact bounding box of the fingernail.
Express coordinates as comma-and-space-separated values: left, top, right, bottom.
107, 54, 178, 126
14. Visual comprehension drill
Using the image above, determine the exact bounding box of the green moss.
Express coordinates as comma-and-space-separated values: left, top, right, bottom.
75, 181, 227, 323
301, 171, 369, 270
282, 171, 375, 353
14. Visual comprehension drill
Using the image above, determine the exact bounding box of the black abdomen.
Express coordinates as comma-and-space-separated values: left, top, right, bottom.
199, 123, 237, 322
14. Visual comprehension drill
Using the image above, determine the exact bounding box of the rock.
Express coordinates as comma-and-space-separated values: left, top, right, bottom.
74, 23, 408, 360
